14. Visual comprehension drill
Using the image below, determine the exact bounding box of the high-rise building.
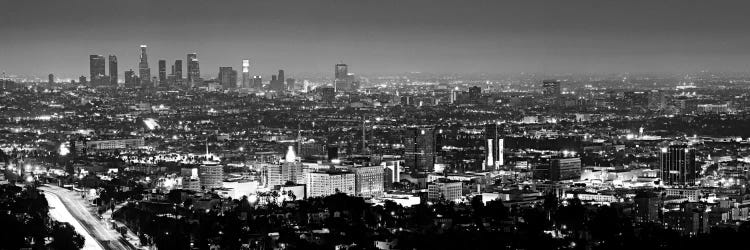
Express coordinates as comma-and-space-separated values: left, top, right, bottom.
218, 67, 237, 89
263, 162, 304, 188
660, 144, 697, 186
187, 53, 200, 86
334, 63, 349, 92
270, 74, 284, 91
158, 59, 167, 85
252, 76, 263, 89
428, 179, 463, 202
404, 128, 436, 172
542, 80, 561, 97
138, 45, 151, 86
305, 170, 355, 198
173, 60, 183, 80
108, 55, 118, 85
484, 123, 504, 170
89, 55, 106, 85
353, 165, 384, 197
241, 59, 250, 88
278, 70, 285, 85
124, 69, 136, 87
79, 76, 87, 85
48, 74, 54, 84
549, 158, 581, 181
199, 164, 223, 190
634, 191, 662, 223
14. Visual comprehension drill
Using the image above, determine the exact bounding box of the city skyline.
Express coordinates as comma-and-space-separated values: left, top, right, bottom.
3, 0, 750, 78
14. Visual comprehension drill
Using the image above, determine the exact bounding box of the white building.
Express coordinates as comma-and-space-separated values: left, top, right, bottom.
306, 170, 355, 198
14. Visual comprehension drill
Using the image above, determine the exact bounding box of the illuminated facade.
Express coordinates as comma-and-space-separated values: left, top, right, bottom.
241, 59, 250, 88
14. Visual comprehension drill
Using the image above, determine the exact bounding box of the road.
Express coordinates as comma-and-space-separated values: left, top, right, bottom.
41, 185, 134, 250
45, 191, 104, 250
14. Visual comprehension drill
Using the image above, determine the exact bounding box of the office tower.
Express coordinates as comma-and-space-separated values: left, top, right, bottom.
334, 63, 349, 92
542, 79, 561, 97
278, 70, 285, 85
158, 59, 166, 85
305, 170, 355, 198
187, 53, 200, 85
404, 128, 436, 172
138, 45, 151, 86
263, 162, 304, 188
108, 55, 118, 85
124, 69, 136, 87
79, 76, 87, 85
484, 123, 504, 170
428, 179, 463, 202
660, 144, 697, 186
241, 59, 250, 88
634, 191, 662, 223
89, 55, 106, 85
218, 67, 237, 89
353, 165, 384, 197
48, 74, 54, 84
270, 75, 283, 91
549, 158, 582, 181
286, 78, 295, 91
252, 75, 263, 89
198, 164, 223, 190
174, 60, 183, 80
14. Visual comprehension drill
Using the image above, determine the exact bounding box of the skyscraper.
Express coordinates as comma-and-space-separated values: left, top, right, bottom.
187, 53, 200, 86
218, 67, 237, 89
241, 59, 250, 88
89, 55, 106, 85
252, 76, 263, 89
174, 60, 183, 80
48, 74, 54, 84
270, 74, 284, 91
158, 59, 167, 85
278, 69, 285, 86
404, 128, 436, 172
108, 55, 118, 85
138, 45, 151, 86
335, 63, 348, 92
660, 144, 697, 186
484, 123, 504, 170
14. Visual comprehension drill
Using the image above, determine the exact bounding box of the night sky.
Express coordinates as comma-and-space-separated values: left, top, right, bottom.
2, 0, 750, 78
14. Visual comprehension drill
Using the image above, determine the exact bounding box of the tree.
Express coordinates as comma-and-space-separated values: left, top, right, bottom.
50, 222, 85, 250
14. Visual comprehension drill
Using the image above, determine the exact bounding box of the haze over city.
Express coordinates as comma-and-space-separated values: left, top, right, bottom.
3, 0, 750, 78
4, 1, 750, 250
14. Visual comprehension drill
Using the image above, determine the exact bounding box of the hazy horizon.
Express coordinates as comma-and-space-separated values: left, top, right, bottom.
2, 0, 750, 79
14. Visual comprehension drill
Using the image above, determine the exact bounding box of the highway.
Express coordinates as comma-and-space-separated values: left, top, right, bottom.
41, 185, 135, 250
45, 191, 104, 250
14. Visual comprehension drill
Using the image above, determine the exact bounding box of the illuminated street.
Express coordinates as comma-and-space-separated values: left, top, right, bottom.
45, 191, 103, 250
41, 185, 133, 250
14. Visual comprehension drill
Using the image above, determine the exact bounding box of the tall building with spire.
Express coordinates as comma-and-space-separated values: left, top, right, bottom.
108, 55, 118, 85
138, 45, 151, 87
